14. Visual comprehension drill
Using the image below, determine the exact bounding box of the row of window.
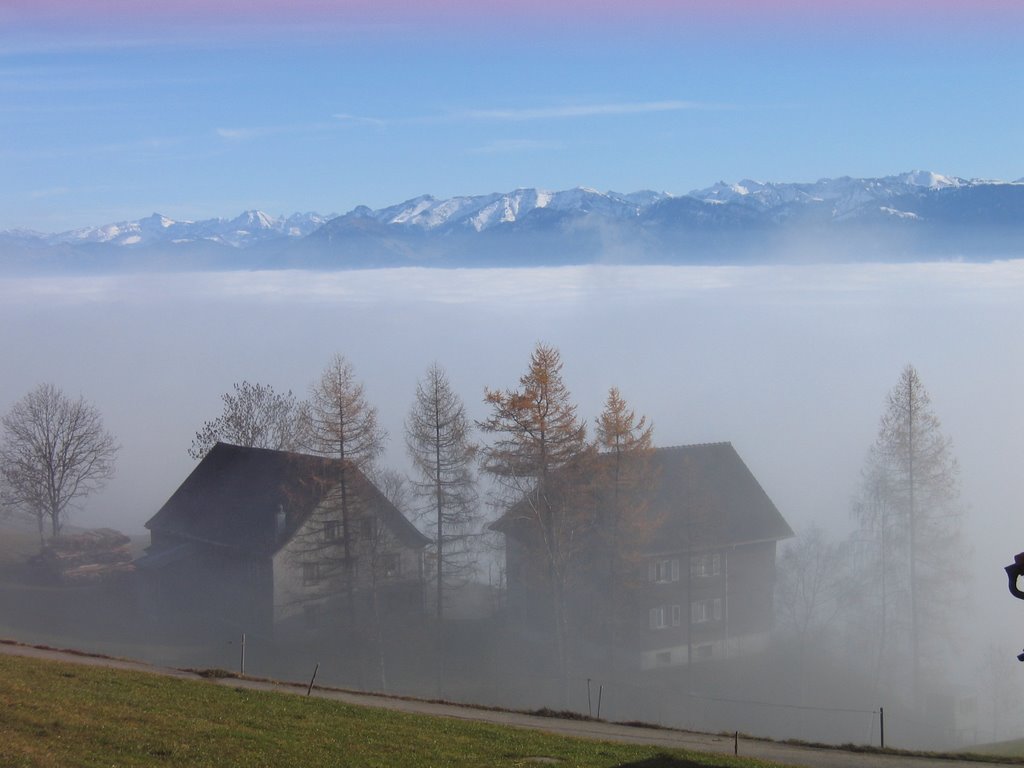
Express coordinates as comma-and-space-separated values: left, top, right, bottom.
648, 553, 722, 584
302, 553, 402, 586
323, 518, 376, 541
649, 598, 722, 630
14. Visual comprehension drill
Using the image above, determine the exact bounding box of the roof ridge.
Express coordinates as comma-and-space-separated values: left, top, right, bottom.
655, 441, 733, 451
211, 441, 348, 466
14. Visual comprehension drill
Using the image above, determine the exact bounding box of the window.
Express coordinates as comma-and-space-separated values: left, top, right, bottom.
651, 605, 681, 630
694, 644, 714, 661
691, 598, 722, 624
649, 607, 666, 630
323, 520, 340, 541
649, 558, 680, 583
656, 651, 672, 666
302, 562, 319, 586
690, 553, 721, 578
359, 517, 376, 541
382, 553, 401, 578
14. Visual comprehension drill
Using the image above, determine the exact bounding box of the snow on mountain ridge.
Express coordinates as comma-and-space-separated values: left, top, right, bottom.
8, 171, 1014, 247
41, 209, 334, 248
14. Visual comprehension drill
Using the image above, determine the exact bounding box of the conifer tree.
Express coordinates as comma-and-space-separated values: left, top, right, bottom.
406, 363, 478, 623
594, 386, 655, 673
479, 343, 592, 688
406, 363, 478, 694
852, 364, 965, 704
303, 354, 387, 627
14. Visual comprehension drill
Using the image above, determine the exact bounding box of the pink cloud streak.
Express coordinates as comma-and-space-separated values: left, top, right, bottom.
4, 0, 1021, 47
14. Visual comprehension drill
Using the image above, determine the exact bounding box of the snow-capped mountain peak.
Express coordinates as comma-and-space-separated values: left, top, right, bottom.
229, 210, 278, 230
895, 170, 960, 189
6, 171, 1020, 270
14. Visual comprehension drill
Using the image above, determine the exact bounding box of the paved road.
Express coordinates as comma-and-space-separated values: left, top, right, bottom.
0, 640, 1008, 768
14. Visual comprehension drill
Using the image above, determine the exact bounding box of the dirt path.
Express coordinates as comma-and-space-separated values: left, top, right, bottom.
0, 640, 1007, 768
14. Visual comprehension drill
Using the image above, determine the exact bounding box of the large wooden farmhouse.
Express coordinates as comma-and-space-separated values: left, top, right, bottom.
493, 442, 793, 671
138, 443, 429, 640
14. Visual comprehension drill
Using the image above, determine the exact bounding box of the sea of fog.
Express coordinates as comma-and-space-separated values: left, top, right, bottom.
2, 261, 1023, 656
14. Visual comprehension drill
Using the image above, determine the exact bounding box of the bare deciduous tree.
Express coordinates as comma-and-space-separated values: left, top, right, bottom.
0, 383, 118, 545
188, 380, 307, 459
775, 524, 844, 649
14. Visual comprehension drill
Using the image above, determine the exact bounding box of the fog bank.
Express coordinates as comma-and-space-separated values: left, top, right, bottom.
1, 261, 1022, 697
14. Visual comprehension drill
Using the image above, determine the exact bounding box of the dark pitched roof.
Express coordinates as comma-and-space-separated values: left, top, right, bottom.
492, 442, 793, 552
644, 442, 793, 551
146, 443, 428, 555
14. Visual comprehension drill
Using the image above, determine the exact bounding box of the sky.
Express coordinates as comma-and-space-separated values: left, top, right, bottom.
3, 1, 1024, 231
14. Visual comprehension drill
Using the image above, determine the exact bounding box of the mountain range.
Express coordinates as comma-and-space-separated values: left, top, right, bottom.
4, 171, 1024, 273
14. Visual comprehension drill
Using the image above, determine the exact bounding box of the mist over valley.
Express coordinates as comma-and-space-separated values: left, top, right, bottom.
1, 259, 1021, 749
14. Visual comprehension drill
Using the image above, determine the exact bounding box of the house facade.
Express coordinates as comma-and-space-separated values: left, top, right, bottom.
495, 442, 793, 672
138, 442, 429, 641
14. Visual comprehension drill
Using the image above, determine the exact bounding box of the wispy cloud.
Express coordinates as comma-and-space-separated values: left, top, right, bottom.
333, 112, 388, 127
467, 138, 562, 155
28, 186, 70, 200
216, 99, 725, 143
458, 100, 724, 122
0, 135, 183, 162
215, 126, 283, 140
216, 116, 369, 141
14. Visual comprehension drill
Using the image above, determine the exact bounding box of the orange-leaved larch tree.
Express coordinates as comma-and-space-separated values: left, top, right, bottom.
479, 343, 593, 691
594, 386, 655, 676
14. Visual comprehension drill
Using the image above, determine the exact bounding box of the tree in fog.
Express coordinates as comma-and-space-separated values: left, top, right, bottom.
775, 524, 844, 651
479, 343, 593, 685
370, 466, 410, 513
406, 364, 479, 621
406, 364, 479, 695
304, 354, 387, 621
851, 365, 965, 704
362, 466, 411, 693
188, 380, 307, 459
594, 386, 655, 673
0, 383, 118, 545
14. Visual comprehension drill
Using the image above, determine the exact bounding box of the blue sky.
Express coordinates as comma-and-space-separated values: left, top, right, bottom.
3, 2, 1024, 231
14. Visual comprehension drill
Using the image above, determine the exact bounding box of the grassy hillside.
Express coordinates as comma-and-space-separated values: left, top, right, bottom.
0, 653, 790, 768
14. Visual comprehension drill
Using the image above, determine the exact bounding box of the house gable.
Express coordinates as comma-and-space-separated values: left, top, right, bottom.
145, 442, 429, 556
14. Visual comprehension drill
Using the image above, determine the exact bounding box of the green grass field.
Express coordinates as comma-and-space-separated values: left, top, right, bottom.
0, 653, 795, 768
